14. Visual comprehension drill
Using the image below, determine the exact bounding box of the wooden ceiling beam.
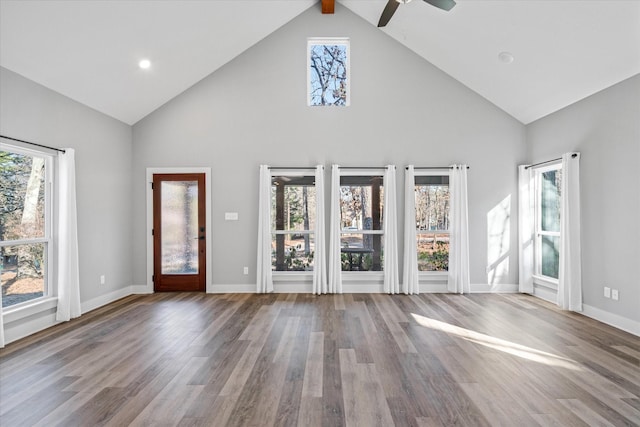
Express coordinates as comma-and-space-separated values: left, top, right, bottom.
321, 0, 335, 14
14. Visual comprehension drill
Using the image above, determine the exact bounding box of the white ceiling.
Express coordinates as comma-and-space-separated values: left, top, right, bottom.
1, 0, 639, 125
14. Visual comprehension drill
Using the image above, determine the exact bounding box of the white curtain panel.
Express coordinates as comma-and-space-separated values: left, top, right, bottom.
518, 165, 535, 293
558, 153, 582, 311
327, 165, 342, 294
403, 166, 419, 294
313, 165, 327, 294
447, 165, 471, 294
383, 165, 400, 294
256, 165, 273, 293
56, 148, 81, 322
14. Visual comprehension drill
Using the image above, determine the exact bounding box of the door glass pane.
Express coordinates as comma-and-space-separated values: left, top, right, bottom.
541, 169, 562, 232
161, 181, 198, 274
541, 235, 560, 279
1, 243, 46, 307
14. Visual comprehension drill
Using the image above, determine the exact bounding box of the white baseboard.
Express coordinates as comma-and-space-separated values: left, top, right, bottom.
581, 304, 640, 337
471, 283, 518, 293
81, 286, 136, 314
131, 284, 153, 294
4, 311, 58, 344
533, 285, 557, 303
3, 285, 135, 346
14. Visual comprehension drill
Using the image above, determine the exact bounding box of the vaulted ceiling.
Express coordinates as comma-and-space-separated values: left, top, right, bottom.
1, 0, 639, 125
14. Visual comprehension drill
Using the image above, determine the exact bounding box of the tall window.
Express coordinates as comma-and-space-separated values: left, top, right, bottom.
535, 165, 562, 280
271, 175, 316, 271
0, 146, 52, 308
339, 175, 383, 271
415, 174, 450, 272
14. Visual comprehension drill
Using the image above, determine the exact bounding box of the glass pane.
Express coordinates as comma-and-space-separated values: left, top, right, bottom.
161, 181, 198, 274
271, 176, 316, 231
0, 151, 46, 241
271, 233, 315, 271
417, 233, 449, 272
1, 243, 46, 307
541, 235, 560, 279
340, 176, 383, 231
340, 233, 383, 271
414, 181, 449, 232
309, 43, 348, 106
541, 169, 562, 232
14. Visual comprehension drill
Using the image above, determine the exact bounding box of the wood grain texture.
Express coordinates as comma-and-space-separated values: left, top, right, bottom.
1, 293, 639, 426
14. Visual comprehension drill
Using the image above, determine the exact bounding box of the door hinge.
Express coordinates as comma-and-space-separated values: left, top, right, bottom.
152, 229, 154, 236
152, 275, 155, 282
151, 182, 154, 190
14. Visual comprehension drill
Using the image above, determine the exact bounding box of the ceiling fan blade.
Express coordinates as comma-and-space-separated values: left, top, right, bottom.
377, 0, 400, 27
423, 0, 456, 12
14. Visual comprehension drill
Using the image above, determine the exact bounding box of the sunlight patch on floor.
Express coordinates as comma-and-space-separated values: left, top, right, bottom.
410, 313, 582, 371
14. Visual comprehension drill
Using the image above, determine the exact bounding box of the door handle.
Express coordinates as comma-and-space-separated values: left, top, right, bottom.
194, 236, 205, 240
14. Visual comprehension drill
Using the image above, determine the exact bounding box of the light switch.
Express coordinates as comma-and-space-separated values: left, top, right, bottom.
225, 212, 239, 221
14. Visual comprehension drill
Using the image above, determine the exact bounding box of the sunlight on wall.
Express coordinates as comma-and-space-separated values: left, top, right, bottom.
486, 195, 511, 285
410, 313, 582, 371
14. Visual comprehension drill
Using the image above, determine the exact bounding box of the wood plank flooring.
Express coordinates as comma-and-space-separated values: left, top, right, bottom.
1, 293, 639, 426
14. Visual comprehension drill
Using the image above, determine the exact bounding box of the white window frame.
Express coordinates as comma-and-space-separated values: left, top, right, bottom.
0, 143, 55, 311
338, 168, 385, 275
307, 37, 350, 107
414, 169, 451, 279
270, 168, 316, 276
533, 162, 562, 284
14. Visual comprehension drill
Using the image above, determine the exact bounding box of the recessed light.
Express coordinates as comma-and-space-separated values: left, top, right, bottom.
138, 59, 151, 70
498, 51, 514, 64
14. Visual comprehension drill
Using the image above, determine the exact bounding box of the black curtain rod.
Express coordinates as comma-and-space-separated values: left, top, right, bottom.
339, 166, 387, 170
407, 166, 470, 170
268, 166, 320, 170
0, 134, 66, 153
525, 153, 577, 170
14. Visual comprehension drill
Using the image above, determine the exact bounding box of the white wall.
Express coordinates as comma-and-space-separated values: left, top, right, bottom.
1, 67, 133, 342
132, 5, 526, 289
526, 74, 640, 329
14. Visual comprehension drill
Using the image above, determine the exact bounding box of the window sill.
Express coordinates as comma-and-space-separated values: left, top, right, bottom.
3, 297, 58, 324
273, 272, 313, 282
533, 275, 558, 290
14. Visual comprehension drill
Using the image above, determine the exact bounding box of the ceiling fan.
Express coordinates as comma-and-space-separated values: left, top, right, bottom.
377, 0, 456, 27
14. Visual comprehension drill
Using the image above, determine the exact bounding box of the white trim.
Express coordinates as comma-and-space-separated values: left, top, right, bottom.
470, 283, 519, 293
3, 297, 58, 324
80, 286, 134, 314
533, 274, 559, 289
581, 304, 640, 337
533, 284, 557, 303
131, 284, 154, 294
145, 167, 213, 294
3, 311, 57, 344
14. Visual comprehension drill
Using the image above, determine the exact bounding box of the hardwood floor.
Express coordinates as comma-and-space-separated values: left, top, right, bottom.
1, 293, 639, 426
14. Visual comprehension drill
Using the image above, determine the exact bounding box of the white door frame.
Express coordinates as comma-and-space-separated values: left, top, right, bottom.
145, 167, 213, 293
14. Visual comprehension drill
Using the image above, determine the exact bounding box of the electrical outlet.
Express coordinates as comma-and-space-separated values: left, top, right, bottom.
243, 267, 249, 275
604, 286, 611, 298
611, 289, 619, 301
100, 275, 106, 285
